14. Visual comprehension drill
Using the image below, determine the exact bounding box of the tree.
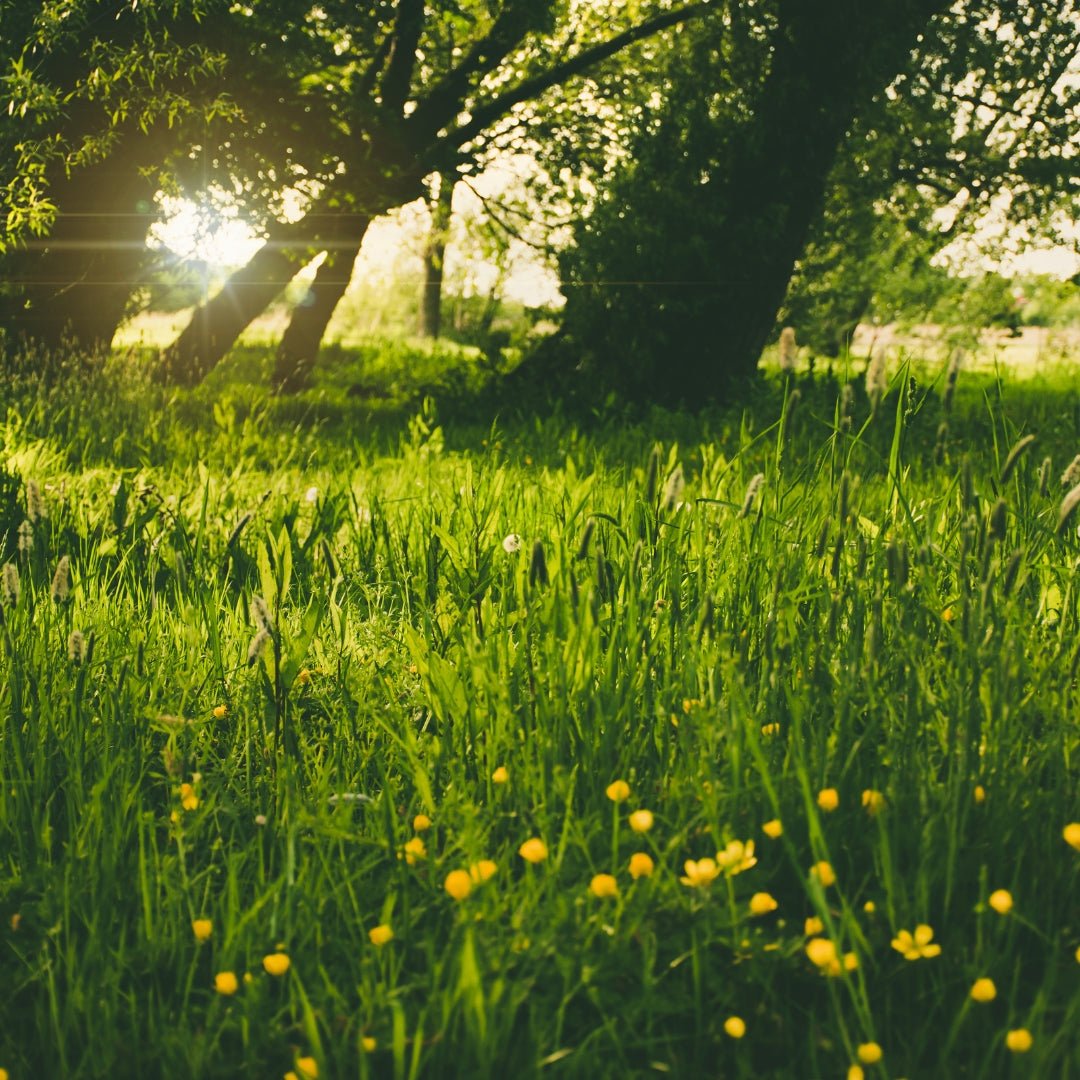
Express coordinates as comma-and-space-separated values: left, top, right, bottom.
419, 172, 456, 341
559, 0, 1080, 404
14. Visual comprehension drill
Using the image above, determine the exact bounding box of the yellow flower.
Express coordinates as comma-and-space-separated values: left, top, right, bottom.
762, 819, 783, 839
263, 952, 290, 976
412, 814, 432, 832
444, 870, 472, 901
861, 790, 886, 815
682, 698, 699, 714
403, 836, 426, 865
974, 784, 986, 804
843, 951, 859, 971
804, 916, 824, 937
863, 901, 876, 914
749, 892, 778, 916
361, 1036, 377, 1053
628, 809, 654, 833
680, 858, 720, 888
369, 924, 393, 946
970, 977, 996, 1002
942, 605, 955, 622
716, 839, 757, 875
988, 889, 1013, 915
629, 852, 654, 879
192, 918, 213, 942
491, 766, 509, 785
817, 788, 839, 812
810, 861, 836, 888
295, 1056, 318, 1079
1005, 1029, 1033, 1054
285, 1073, 298, 1080
1075, 944, 1080, 964
805, 937, 838, 970
212, 704, 227, 719
1060, 821, 1080, 851
891, 924, 941, 960
857, 1042, 882, 1065
0, 1069, 8, 1080
297, 668, 312, 685
760, 722, 780, 736
589, 873, 618, 898
214, 971, 239, 995
723, 1016, 746, 1039
518, 838, 548, 863
180, 783, 198, 811
469, 859, 497, 884
606, 779, 631, 803
848, 1067, 865, 1080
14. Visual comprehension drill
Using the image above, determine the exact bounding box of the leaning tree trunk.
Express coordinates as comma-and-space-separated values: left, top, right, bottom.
273, 225, 368, 392
420, 174, 455, 339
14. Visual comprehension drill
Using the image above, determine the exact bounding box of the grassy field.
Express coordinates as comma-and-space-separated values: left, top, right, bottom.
1, 345, 1078, 1079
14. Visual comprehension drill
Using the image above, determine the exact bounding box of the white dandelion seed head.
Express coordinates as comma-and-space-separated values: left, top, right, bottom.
304, 485, 319, 504
502, 533, 522, 554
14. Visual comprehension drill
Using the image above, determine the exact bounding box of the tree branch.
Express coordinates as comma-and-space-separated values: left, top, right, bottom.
380, 0, 426, 112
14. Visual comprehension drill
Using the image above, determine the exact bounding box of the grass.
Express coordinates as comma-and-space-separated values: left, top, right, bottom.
0, 343, 1078, 1079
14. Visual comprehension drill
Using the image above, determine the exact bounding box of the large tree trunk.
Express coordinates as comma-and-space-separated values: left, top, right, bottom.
420, 174, 455, 339
273, 225, 367, 392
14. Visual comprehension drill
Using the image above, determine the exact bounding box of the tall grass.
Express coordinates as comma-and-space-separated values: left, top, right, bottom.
0, 348, 1078, 1078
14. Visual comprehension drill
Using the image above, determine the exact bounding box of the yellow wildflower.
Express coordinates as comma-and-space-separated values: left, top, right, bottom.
680, 858, 720, 888
412, 813, 432, 832
861, 790, 886, 815
263, 952, 290, 976
748, 892, 778, 916
491, 766, 509, 784
444, 870, 472, 901
988, 889, 1013, 915
368, 924, 393, 947
297, 668, 312, 685
180, 783, 198, 811
1005, 1029, 1033, 1054
361, 1036, 377, 1053
628, 809, 654, 833
606, 779, 631, 803
212, 704, 227, 719
804, 916, 824, 936
844, 951, 859, 971
891, 924, 941, 960
762, 819, 783, 838
723, 1016, 746, 1039
589, 874, 618, 898
848, 1067, 865, 1080
817, 788, 839, 812
1064, 822, 1080, 851
518, 838, 548, 863
974, 784, 986, 804
810, 861, 836, 887
863, 900, 876, 914
295, 1056, 318, 1079
214, 971, 239, 995
716, 839, 757, 875
760, 722, 780, 736
468, 859, 497, 884
805, 937, 838, 970
857, 1042, 882, 1065
629, 852, 655, 879
403, 836, 426, 865
970, 978, 996, 1002
192, 918, 213, 942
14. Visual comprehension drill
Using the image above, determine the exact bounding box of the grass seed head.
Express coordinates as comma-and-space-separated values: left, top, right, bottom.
250, 595, 273, 633
1060, 454, 1080, 490
738, 474, 764, 520
247, 627, 270, 664
25, 479, 44, 523
1, 563, 19, 607
661, 464, 684, 513
1057, 483, 1080, 534
865, 349, 887, 413
67, 630, 86, 664
779, 326, 797, 373
50, 555, 70, 603
999, 434, 1036, 485
17, 519, 33, 555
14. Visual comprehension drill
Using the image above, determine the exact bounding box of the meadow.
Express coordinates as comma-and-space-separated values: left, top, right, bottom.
0, 344, 1078, 1079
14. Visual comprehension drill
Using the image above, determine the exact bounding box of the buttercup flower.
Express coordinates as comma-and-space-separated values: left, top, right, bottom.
606, 780, 630, 803
214, 971, 239, 995
749, 892, 778, 916
629, 853, 655, 879
817, 788, 839, 812
213, 705, 227, 719
680, 858, 720, 888
413, 814, 432, 832
805, 937, 838, 969
519, 838, 548, 863
848, 1067, 865, 1080
804, 916, 824, 937
716, 839, 756, 875
403, 837, 426, 864
861, 790, 886, 815
970, 978, 997, 1002
723, 1016, 746, 1039
761, 722, 780, 736
974, 784, 986, 804
891, 924, 941, 960
1064, 823, 1080, 851
445, 870, 472, 901
589, 874, 618, 898
361, 1037, 377, 1053
297, 668, 311, 685
810, 861, 836, 887
469, 860, 497, 884
1005, 1029, 1033, 1053
492, 766, 509, 784
762, 819, 783, 839
369, 924, 393, 946
628, 809, 654, 833
295, 1056, 318, 1079
857, 1042, 882, 1065
180, 783, 198, 811
192, 918, 213, 942
988, 889, 1013, 915
263, 952, 290, 976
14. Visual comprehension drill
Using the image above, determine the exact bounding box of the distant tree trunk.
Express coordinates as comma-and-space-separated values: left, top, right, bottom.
420, 174, 455, 339
273, 224, 367, 392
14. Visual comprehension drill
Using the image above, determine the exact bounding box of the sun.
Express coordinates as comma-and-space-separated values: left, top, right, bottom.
151, 194, 261, 267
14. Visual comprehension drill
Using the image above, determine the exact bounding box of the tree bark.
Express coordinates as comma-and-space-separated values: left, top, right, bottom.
420, 174, 455, 339
273, 226, 367, 392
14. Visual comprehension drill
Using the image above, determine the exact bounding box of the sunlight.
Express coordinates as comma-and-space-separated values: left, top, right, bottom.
150, 194, 262, 267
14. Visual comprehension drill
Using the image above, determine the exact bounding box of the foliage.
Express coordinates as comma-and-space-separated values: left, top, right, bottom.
1, 345, 1079, 1077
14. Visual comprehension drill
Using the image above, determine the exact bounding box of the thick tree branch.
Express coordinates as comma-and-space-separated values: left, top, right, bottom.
380, 0, 426, 111
439, 2, 716, 150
